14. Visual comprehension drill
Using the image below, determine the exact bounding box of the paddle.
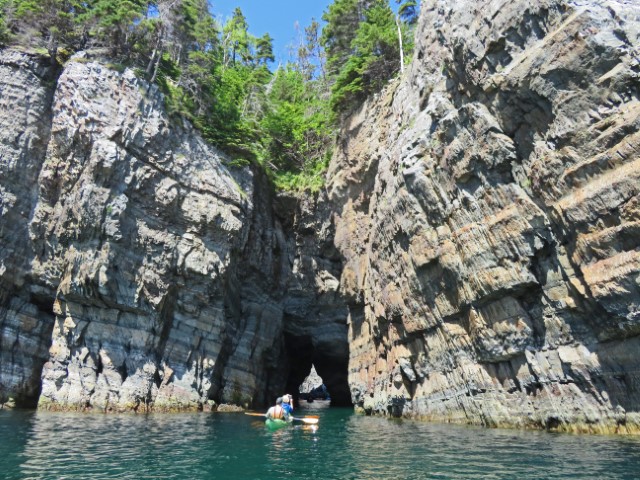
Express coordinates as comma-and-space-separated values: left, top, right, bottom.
244, 412, 319, 425
292, 416, 319, 425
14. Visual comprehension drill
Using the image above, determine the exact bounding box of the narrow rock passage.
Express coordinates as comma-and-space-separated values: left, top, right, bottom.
283, 332, 352, 407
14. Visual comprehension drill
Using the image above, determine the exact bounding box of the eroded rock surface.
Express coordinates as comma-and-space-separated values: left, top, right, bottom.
330, 0, 640, 432
277, 193, 350, 405
1, 0, 639, 435
0, 48, 349, 412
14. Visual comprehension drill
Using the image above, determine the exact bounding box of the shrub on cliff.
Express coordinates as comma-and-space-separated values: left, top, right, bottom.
322, 0, 418, 114
0, 0, 9, 44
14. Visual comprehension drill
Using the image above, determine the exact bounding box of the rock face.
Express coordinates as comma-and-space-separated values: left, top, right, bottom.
329, 0, 640, 432
0, 49, 349, 412
299, 365, 323, 394
1, 0, 639, 435
277, 193, 351, 405
0, 51, 59, 407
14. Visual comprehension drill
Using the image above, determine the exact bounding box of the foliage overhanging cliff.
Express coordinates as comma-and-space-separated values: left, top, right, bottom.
0, 0, 417, 191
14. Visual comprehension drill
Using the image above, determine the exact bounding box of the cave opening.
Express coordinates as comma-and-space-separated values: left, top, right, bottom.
283, 331, 352, 407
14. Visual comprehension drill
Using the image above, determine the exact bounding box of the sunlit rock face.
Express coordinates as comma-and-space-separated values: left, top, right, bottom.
31, 58, 264, 412
0, 51, 288, 411
2, 0, 639, 434
0, 48, 350, 412
329, 0, 640, 432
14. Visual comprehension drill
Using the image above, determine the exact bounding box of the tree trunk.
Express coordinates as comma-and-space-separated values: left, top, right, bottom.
396, 15, 404, 74
150, 42, 163, 85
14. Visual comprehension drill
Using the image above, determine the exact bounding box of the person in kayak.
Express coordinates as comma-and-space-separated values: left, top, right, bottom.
265, 397, 290, 421
282, 394, 294, 415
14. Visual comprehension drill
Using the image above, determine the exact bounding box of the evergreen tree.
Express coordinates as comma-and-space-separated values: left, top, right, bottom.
84, 0, 148, 55
179, 2, 220, 114
396, 0, 418, 24
324, 0, 400, 113
0, 0, 11, 43
9, 0, 84, 62
394, 0, 418, 73
222, 7, 252, 66
1, 0, 337, 192
320, 0, 361, 78
261, 64, 332, 185
256, 33, 274, 65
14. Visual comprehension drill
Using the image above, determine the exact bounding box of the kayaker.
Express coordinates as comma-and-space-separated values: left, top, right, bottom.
265, 397, 289, 421
282, 394, 294, 415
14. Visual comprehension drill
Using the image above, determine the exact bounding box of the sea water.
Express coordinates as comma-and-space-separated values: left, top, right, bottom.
1, 402, 640, 479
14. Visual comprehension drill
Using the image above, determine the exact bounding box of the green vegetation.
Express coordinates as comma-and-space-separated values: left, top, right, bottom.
0, 0, 419, 191
322, 0, 418, 114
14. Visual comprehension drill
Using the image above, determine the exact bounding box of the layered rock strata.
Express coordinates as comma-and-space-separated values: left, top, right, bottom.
277, 193, 351, 405
0, 51, 59, 407
2, 0, 640, 435
330, 0, 640, 433
0, 50, 349, 412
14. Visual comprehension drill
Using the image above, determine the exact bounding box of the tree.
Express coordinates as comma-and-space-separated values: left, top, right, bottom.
394, 0, 419, 73
320, 0, 361, 78
222, 7, 252, 66
141, 0, 219, 84
305, 19, 326, 82
256, 33, 274, 65
296, 18, 326, 82
3, 0, 335, 191
0, 0, 11, 43
83, 0, 148, 55
9, 0, 84, 63
261, 64, 332, 178
324, 0, 400, 113
179, 2, 220, 113
396, 0, 418, 25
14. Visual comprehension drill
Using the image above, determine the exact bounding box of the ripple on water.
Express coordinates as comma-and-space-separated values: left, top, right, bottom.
2, 408, 640, 479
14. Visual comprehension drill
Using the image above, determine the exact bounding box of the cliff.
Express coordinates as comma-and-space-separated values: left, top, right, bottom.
1, 0, 639, 434
329, 0, 640, 432
0, 50, 349, 411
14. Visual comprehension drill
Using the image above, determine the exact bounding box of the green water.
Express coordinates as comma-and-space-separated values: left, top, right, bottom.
1, 402, 640, 479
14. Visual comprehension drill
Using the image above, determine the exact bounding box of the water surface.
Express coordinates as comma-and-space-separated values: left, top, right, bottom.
1, 402, 639, 479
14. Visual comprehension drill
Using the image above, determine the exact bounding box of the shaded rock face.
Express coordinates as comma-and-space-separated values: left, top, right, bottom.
329, 0, 640, 432
0, 51, 59, 407
0, 50, 350, 412
276, 193, 351, 405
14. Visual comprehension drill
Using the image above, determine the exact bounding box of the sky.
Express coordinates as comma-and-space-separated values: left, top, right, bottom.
210, 0, 334, 65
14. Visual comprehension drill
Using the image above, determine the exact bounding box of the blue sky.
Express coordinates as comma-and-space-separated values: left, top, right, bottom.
210, 0, 334, 65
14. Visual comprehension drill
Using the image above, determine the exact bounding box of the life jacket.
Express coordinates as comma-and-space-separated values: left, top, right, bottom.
269, 405, 285, 419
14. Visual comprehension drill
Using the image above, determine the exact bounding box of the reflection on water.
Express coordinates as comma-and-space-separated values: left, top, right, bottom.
1, 405, 639, 479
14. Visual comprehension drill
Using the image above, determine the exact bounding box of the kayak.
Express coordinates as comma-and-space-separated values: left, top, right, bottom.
265, 418, 291, 430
